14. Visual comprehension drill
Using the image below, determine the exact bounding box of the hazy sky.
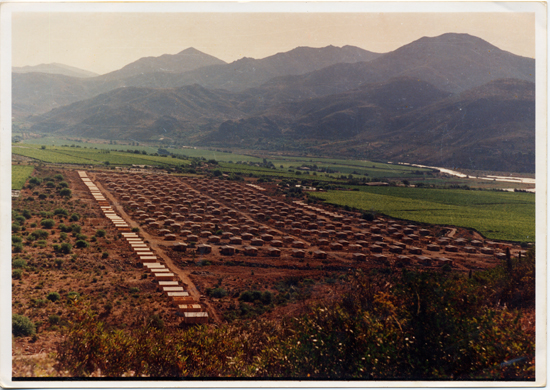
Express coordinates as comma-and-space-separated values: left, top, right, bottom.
11, 7, 536, 75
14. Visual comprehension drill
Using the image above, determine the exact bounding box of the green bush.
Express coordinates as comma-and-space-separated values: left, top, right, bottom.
75, 240, 89, 249
60, 242, 72, 254
46, 292, 61, 302
54, 208, 69, 217
41, 219, 55, 229
12, 314, 35, 337
208, 288, 228, 298
29, 177, 41, 185
59, 188, 72, 197
71, 224, 81, 234
12, 258, 26, 268
12, 243, 23, 253
12, 269, 23, 279
30, 229, 49, 240
12, 223, 20, 233
69, 213, 80, 222
95, 229, 106, 238
101, 252, 109, 259
54, 174, 64, 181
12, 235, 22, 244
57, 181, 69, 188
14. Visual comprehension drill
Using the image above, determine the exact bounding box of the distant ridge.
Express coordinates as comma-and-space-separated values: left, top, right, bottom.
98, 47, 227, 80
12, 63, 98, 78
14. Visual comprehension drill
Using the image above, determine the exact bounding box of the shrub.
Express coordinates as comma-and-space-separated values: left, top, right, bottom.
131, 227, 140, 233
12, 243, 23, 253
57, 181, 69, 188
30, 229, 49, 240
75, 240, 89, 249
12, 235, 22, 244
12, 223, 20, 233
129, 287, 140, 293
59, 188, 72, 197
209, 287, 228, 298
54, 174, 64, 181
54, 208, 69, 217
12, 314, 35, 337
46, 292, 61, 302
36, 240, 47, 248
101, 252, 109, 259
71, 224, 81, 234
29, 177, 41, 185
59, 224, 72, 233
22, 209, 32, 219
95, 229, 106, 238
12, 258, 26, 268
75, 234, 88, 241
12, 269, 23, 279
69, 213, 80, 222
40, 219, 55, 229
38, 193, 48, 200
48, 314, 61, 325
60, 243, 72, 254
45, 181, 56, 188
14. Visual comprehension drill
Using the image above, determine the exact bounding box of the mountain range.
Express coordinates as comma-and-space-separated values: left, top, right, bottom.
14, 33, 536, 173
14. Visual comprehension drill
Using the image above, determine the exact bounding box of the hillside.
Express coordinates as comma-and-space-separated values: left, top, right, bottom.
210, 78, 535, 172
12, 63, 98, 78
28, 84, 246, 140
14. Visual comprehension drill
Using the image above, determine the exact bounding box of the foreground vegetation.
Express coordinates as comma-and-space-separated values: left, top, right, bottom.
52, 249, 535, 379
311, 187, 535, 242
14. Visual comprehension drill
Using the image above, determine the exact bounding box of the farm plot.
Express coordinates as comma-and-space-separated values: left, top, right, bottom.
12, 165, 34, 190
94, 172, 527, 324
12, 146, 98, 165
311, 187, 535, 242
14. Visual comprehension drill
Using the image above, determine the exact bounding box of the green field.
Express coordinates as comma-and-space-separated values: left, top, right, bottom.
12, 145, 191, 167
311, 187, 535, 242
12, 165, 34, 190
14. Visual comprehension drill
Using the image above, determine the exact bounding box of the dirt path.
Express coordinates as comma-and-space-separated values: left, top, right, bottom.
89, 172, 223, 324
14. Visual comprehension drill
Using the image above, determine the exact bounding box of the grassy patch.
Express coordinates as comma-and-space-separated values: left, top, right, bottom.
12, 165, 34, 190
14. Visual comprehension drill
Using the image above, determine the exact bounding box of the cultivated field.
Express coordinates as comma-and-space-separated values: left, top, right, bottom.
312, 187, 535, 242
12, 165, 35, 190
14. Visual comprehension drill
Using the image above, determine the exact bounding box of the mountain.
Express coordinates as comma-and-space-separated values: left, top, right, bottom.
111, 45, 382, 92
28, 84, 246, 140
12, 63, 99, 78
249, 33, 535, 104
97, 47, 227, 80
12, 45, 380, 119
209, 78, 535, 172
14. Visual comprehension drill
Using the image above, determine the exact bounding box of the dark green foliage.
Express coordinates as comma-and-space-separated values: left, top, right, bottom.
54, 174, 64, 181
30, 229, 49, 240
12, 258, 26, 269
22, 209, 32, 219
207, 287, 227, 298
29, 177, 41, 185
75, 240, 89, 249
131, 227, 140, 233
12, 242, 23, 253
47, 292, 61, 302
59, 188, 72, 197
71, 224, 81, 234
101, 252, 109, 259
12, 314, 35, 337
12, 223, 20, 233
59, 224, 72, 233
54, 208, 69, 216
69, 213, 80, 222
12, 235, 23, 244
40, 219, 55, 229
60, 243, 72, 254
95, 229, 106, 238
12, 269, 23, 280
57, 181, 69, 188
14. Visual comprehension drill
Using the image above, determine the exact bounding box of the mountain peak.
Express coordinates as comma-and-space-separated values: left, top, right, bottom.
176, 47, 207, 56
